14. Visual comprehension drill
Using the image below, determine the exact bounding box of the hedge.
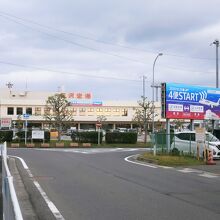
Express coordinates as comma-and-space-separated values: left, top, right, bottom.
0, 130, 13, 142
105, 132, 137, 144
71, 131, 103, 143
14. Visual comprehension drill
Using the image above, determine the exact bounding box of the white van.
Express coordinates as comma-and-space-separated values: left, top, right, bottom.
171, 131, 220, 159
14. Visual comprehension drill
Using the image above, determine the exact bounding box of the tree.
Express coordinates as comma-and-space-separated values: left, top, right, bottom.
133, 96, 158, 143
44, 93, 73, 140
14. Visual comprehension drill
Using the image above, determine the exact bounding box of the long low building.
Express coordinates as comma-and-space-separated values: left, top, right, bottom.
0, 88, 162, 130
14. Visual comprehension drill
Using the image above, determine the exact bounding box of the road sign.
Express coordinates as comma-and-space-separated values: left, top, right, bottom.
23, 114, 30, 119
0, 118, 12, 127
96, 123, 102, 128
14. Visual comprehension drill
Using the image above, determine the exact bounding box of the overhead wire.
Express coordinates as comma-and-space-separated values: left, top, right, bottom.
0, 60, 147, 83
0, 11, 215, 61
0, 11, 216, 76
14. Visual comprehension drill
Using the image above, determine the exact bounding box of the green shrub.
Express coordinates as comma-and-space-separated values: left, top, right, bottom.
0, 130, 13, 142
71, 131, 102, 143
171, 147, 180, 156
105, 132, 137, 144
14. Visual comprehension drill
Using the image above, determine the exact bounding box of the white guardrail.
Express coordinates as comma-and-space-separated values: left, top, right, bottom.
1, 142, 23, 220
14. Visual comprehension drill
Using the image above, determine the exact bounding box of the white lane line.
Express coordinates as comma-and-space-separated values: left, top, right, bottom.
124, 155, 158, 168
10, 155, 65, 220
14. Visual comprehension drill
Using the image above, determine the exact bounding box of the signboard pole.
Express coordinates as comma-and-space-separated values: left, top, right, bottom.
25, 119, 27, 145
190, 119, 194, 131
98, 127, 100, 145
166, 119, 170, 153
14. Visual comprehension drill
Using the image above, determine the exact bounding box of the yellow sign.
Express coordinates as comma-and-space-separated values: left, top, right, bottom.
50, 131, 59, 139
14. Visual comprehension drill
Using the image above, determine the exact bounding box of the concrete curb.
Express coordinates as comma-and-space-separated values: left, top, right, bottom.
15, 158, 57, 220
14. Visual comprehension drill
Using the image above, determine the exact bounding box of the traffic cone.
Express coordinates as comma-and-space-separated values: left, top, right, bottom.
206, 150, 216, 165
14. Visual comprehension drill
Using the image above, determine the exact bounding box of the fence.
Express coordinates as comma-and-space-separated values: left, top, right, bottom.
1, 142, 23, 220
153, 132, 199, 156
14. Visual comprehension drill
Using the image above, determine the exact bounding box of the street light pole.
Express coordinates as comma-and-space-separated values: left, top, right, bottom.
152, 53, 163, 155
143, 75, 147, 143
152, 53, 163, 133
213, 40, 219, 88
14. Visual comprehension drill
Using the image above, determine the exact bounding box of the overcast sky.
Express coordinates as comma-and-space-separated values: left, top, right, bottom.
0, 0, 220, 101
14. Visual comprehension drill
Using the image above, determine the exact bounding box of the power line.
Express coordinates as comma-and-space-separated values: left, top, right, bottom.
0, 11, 215, 62
0, 14, 147, 65
0, 12, 216, 75
0, 60, 144, 82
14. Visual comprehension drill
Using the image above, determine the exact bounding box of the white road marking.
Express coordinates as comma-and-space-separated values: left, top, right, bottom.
198, 173, 219, 178
177, 168, 202, 173
124, 155, 220, 179
124, 155, 158, 168
34, 148, 146, 154
157, 165, 173, 169
10, 155, 65, 220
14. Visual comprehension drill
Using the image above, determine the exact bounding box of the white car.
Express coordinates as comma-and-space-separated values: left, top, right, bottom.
171, 131, 220, 159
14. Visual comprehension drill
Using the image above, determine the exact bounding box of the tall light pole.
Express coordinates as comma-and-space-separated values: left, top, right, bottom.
152, 53, 163, 133
142, 75, 147, 143
213, 40, 219, 88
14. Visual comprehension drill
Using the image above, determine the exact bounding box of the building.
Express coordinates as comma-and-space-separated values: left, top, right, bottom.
0, 88, 162, 130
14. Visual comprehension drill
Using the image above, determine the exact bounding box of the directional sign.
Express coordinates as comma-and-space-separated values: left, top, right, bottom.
23, 114, 30, 119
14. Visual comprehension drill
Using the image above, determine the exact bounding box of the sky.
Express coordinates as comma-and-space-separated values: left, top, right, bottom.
0, 0, 220, 101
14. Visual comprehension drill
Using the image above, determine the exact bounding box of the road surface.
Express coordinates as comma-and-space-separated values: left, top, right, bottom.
9, 148, 220, 220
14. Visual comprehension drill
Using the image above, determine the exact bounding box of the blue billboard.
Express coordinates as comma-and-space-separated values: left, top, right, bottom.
165, 83, 220, 120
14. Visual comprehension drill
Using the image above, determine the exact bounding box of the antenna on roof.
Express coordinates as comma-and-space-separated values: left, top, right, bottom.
6, 82, 13, 93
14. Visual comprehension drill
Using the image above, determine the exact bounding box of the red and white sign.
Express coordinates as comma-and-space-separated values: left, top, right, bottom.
96, 123, 102, 128
0, 118, 12, 128
66, 92, 92, 100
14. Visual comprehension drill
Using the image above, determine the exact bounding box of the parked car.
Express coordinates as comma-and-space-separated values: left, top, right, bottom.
117, 128, 127, 133
171, 131, 220, 159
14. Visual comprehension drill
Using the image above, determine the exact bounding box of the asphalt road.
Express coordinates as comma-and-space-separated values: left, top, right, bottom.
9, 148, 220, 220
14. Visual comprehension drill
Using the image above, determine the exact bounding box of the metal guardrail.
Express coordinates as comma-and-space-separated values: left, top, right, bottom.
1, 142, 23, 220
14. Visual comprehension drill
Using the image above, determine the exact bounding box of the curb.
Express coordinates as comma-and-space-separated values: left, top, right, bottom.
14, 157, 61, 220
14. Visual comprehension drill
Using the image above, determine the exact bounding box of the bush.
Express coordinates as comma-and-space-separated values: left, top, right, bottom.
105, 132, 137, 144
71, 131, 103, 143
171, 147, 180, 156
0, 130, 13, 142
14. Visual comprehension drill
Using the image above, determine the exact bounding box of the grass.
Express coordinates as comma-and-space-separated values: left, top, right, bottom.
137, 152, 205, 167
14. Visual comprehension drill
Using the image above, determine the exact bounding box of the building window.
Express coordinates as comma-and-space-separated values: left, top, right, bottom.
16, 107, 23, 115
79, 108, 86, 112
26, 107, 32, 115
122, 109, 128, 116
7, 107, 14, 115
44, 107, 51, 115
96, 108, 103, 112
88, 108, 94, 112
35, 107, 41, 116
113, 108, 120, 112
79, 108, 86, 116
